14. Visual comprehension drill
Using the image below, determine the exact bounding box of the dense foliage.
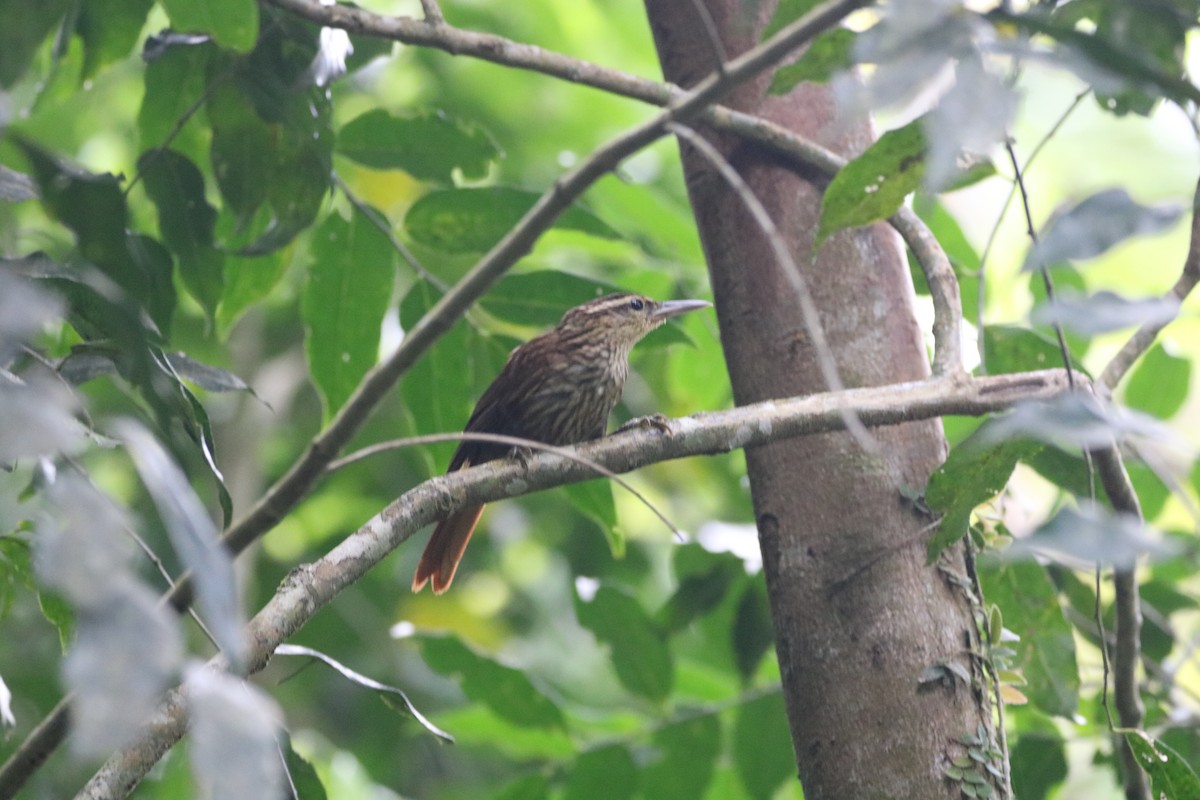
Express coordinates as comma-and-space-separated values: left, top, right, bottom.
0, 0, 1198, 798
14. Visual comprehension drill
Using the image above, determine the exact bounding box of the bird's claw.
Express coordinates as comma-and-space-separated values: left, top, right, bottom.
617, 413, 673, 435
506, 445, 535, 467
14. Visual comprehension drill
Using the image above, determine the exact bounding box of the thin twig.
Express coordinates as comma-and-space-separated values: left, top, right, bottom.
668, 121, 878, 454
328, 430, 683, 540
419, 0, 444, 26
689, 0, 729, 75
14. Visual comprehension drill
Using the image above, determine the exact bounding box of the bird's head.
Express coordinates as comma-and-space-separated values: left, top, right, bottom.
557, 293, 710, 349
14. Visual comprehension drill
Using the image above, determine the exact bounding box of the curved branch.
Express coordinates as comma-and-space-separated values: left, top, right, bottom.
79, 369, 1072, 798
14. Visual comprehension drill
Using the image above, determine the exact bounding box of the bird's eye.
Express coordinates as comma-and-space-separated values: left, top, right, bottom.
628, 298, 645, 311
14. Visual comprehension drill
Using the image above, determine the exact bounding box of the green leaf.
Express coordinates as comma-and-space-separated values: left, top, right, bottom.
1010, 729, 1067, 800
336, 108, 500, 182
564, 480, 621, 557
982, 562, 1078, 717
216, 251, 290, 338
563, 745, 638, 800
281, 734, 328, 800
925, 426, 1042, 562
160, 0, 259, 52
405, 187, 619, 253
575, 585, 673, 702
138, 149, 225, 317
816, 120, 925, 248
303, 208, 395, 418
981, 326, 1083, 376
419, 635, 565, 730
1093, 1, 1188, 116
494, 773, 550, 800
769, 28, 855, 93
138, 37, 213, 155
762, 0, 822, 40
77, 0, 153, 79
912, 197, 981, 325
641, 713, 721, 799
481, 272, 619, 328
731, 578, 774, 682
657, 554, 742, 635
1125, 731, 1200, 799
733, 692, 795, 800
1124, 342, 1190, 420
0, 0, 70, 88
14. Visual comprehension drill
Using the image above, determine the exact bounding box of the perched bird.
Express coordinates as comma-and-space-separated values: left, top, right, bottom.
412, 292, 710, 594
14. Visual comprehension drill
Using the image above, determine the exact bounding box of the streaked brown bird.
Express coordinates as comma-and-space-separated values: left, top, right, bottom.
412, 292, 710, 594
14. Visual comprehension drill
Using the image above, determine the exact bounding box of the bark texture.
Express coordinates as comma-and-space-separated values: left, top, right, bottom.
643, 2, 994, 797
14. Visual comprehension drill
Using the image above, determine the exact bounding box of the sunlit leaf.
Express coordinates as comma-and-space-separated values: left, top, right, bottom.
420, 635, 565, 730
564, 480, 621, 557
1022, 189, 1183, 271
481, 272, 619, 328
495, 773, 550, 800
337, 108, 500, 182
762, 0, 823, 39
405, 187, 619, 253
574, 585, 673, 702
981, 326, 1082, 376
769, 28, 855, 93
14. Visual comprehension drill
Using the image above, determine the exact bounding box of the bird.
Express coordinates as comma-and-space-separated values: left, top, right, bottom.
411, 292, 710, 594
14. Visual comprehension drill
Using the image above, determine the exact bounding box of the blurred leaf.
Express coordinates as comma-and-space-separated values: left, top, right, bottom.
405, 187, 619, 253
641, 712, 721, 799
419, 635, 565, 729
563, 745, 637, 800
494, 773, 549, 800
125, 234, 177, 334
161, 0, 259, 52
1025, 446, 1091, 498
1092, 1, 1188, 116
337, 108, 500, 182
575, 585, 673, 702
0, 374, 83, 463
275, 644, 453, 742
281, 734, 328, 800
117, 421, 247, 669
1125, 342, 1190, 420
137, 35, 213, 154
1030, 291, 1179, 337
1005, 501, 1179, 569
923, 54, 1014, 191
0, 165, 37, 202
1125, 731, 1200, 798
769, 28, 855, 93
733, 691, 794, 800
981, 562, 1078, 718
303, 208, 395, 418
481, 272, 618, 328
217, 251, 291, 337
1022, 189, 1182, 271
912, 196, 981, 324
925, 426, 1041, 562
657, 555, 742, 634
731, 577, 774, 683
77, 0, 153, 79
564, 480, 621, 557
1028, 263, 1089, 361
187, 667, 285, 799
138, 149, 224, 317
0, 0, 70, 88
1125, 459, 1169, 523
981, 393, 1172, 451
817, 119, 924, 248
165, 352, 250, 393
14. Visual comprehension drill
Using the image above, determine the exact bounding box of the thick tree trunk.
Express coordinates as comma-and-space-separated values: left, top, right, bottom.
644, 2, 996, 797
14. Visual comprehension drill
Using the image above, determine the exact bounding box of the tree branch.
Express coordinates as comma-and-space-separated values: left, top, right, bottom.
262, 0, 965, 375
2, 5, 865, 796
77, 369, 1073, 798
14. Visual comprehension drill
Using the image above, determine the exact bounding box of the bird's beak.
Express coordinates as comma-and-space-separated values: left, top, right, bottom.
653, 299, 711, 321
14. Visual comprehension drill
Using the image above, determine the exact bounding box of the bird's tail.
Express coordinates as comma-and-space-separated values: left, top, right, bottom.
412, 505, 486, 594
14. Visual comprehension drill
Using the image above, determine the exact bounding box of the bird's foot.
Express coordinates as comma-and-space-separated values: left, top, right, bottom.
616, 413, 673, 435
506, 445, 536, 468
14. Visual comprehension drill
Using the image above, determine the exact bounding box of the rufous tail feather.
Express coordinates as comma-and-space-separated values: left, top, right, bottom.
412, 505, 485, 594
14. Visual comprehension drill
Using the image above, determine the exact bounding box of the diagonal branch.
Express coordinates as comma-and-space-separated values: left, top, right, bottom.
78, 368, 1073, 798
